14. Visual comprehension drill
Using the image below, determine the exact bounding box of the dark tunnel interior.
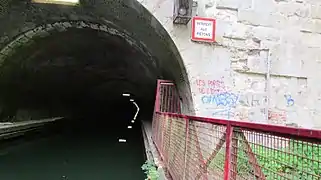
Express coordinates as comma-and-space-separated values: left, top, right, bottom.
0, 0, 194, 178
0, 27, 158, 121
0, 0, 194, 122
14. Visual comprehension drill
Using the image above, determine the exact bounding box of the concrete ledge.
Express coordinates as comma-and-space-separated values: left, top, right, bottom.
141, 122, 154, 161
0, 117, 63, 140
141, 121, 168, 180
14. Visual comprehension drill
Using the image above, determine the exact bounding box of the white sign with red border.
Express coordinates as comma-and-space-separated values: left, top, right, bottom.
191, 17, 216, 43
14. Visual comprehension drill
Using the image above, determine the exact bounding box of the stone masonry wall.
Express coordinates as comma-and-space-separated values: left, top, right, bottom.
140, 0, 321, 128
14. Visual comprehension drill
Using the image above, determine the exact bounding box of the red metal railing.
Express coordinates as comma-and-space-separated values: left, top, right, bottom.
152, 80, 321, 180
152, 112, 321, 180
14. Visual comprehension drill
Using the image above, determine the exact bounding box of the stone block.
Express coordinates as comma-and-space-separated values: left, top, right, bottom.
252, 0, 277, 14
214, 9, 238, 22
238, 10, 287, 29
311, 5, 321, 19
250, 26, 280, 42
215, 20, 233, 43
247, 49, 269, 73
221, 36, 245, 48
306, 0, 321, 5
301, 32, 321, 48
301, 19, 321, 34
216, 0, 252, 11
260, 40, 279, 49
277, 3, 310, 18
237, 10, 261, 26
230, 48, 248, 60
233, 73, 266, 92
223, 22, 252, 40
245, 38, 261, 49
280, 29, 303, 45
269, 43, 307, 77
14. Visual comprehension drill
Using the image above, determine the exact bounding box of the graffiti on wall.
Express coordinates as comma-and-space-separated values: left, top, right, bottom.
268, 110, 287, 125
196, 78, 238, 119
196, 78, 270, 120
196, 78, 293, 124
201, 93, 239, 107
196, 78, 227, 94
284, 94, 294, 107
267, 94, 295, 125
212, 108, 236, 119
238, 93, 265, 107
197, 78, 238, 107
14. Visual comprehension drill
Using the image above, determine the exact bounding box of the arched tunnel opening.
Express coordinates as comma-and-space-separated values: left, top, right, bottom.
0, 26, 157, 121
0, 0, 193, 179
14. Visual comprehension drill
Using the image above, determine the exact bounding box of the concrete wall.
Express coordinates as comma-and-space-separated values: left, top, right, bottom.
0, 117, 63, 140
140, 0, 321, 128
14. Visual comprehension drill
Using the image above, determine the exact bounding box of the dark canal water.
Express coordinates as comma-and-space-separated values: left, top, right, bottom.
0, 118, 146, 180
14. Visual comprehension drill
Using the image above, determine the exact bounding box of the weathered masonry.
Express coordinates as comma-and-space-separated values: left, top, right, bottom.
140, 0, 321, 128
1, 0, 321, 128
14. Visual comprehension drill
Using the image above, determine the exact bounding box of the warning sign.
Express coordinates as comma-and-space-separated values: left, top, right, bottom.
191, 17, 216, 43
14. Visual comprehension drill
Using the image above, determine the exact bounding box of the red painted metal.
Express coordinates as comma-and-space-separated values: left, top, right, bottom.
154, 112, 321, 180
183, 117, 189, 179
230, 131, 238, 180
224, 124, 233, 180
158, 112, 321, 140
153, 80, 162, 112
152, 80, 183, 178
152, 79, 321, 180
239, 132, 266, 179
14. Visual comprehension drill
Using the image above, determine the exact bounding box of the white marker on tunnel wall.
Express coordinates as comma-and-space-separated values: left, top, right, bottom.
133, 102, 140, 120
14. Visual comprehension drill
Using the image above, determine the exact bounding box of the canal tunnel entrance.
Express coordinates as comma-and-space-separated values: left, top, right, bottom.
0, 0, 193, 122
0, 0, 193, 179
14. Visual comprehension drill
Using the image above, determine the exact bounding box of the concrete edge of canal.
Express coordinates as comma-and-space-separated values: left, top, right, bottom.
0, 117, 64, 140
141, 121, 168, 180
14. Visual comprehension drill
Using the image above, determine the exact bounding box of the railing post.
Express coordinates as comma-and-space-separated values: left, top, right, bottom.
154, 80, 162, 113
183, 118, 189, 180
224, 123, 233, 180
231, 128, 239, 180
166, 116, 173, 169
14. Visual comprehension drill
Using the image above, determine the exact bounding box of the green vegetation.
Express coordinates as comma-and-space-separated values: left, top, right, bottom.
253, 141, 321, 180
210, 140, 321, 180
141, 160, 160, 180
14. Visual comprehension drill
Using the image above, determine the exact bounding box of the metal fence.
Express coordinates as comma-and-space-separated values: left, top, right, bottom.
154, 80, 181, 114
152, 80, 321, 180
152, 112, 321, 180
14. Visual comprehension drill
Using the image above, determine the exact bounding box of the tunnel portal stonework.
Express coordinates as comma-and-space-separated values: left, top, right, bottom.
140, 0, 321, 129
1, 0, 321, 128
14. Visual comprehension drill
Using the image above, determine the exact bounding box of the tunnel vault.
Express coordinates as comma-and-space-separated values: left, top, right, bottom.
0, 0, 192, 121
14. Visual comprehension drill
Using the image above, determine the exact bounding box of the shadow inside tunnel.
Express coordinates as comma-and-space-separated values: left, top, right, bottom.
0, 94, 147, 180
0, 114, 147, 180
